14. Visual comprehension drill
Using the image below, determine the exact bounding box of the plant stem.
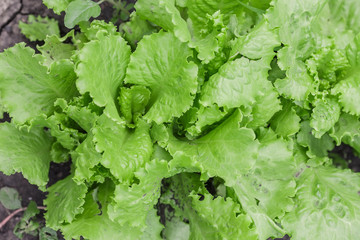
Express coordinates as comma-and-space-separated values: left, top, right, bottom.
105, 0, 116, 5
0, 206, 46, 230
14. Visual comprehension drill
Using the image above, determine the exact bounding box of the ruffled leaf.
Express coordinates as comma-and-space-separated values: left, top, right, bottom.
232, 129, 296, 239
120, 12, 158, 49
72, 133, 102, 183
43, 0, 74, 14
38, 32, 76, 67
274, 61, 315, 102
31, 113, 85, 150
55, 98, 99, 133
200, 57, 280, 121
189, 193, 258, 240
108, 160, 169, 227
297, 121, 335, 159
332, 76, 360, 116
164, 110, 259, 185
119, 85, 151, 125
310, 98, 341, 138
19, 15, 60, 41
135, 0, 190, 42
282, 166, 360, 240
60, 181, 156, 240
230, 19, 280, 60
125, 32, 198, 124
93, 115, 153, 182
270, 101, 301, 137
330, 113, 360, 145
44, 175, 87, 229
76, 35, 131, 122
0, 123, 53, 189
182, 105, 228, 137
0, 44, 78, 123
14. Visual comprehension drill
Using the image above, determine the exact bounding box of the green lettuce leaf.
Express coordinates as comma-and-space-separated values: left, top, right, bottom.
200, 57, 280, 123
19, 15, 60, 41
43, 0, 74, 14
108, 159, 169, 227
37, 32, 76, 67
163, 110, 259, 185
330, 113, 360, 145
44, 175, 87, 229
274, 61, 315, 102
310, 97, 341, 138
186, 0, 256, 28
151, 144, 172, 162
182, 105, 229, 137
0, 103, 4, 119
268, 0, 323, 102
135, 0, 190, 42
306, 48, 349, 85
0, 123, 53, 189
331, 34, 360, 115
125, 32, 198, 124
50, 141, 70, 163
93, 115, 153, 182
31, 112, 85, 150
161, 173, 257, 240
86, 20, 119, 39
0, 44, 78, 123
160, 173, 219, 240
230, 19, 280, 60
333, 76, 360, 116
327, 0, 360, 34
139, 208, 164, 240
297, 121, 335, 159
245, 83, 282, 129
119, 85, 151, 125
189, 193, 258, 240
232, 129, 296, 239
187, 10, 228, 63
282, 166, 360, 240
120, 12, 158, 49
2, 0, 360, 239
162, 217, 190, 240
184, 0, 267, 62
267, 0, 321, 61
72, 133, 102, 183
160, 112, 296, 239
200, 57, 271, 108
64, 0, 101, 28
270, 100, 301, 137
60, 181, 157, 240
305, 0, 360, 51
76, 34, 131, 122
55, 97, 99, 133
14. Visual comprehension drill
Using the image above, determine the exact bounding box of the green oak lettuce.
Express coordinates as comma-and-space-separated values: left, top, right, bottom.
0, 0, 359, 239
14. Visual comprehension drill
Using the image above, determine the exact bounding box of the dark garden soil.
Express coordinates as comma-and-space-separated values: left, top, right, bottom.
0, 1, 359, 240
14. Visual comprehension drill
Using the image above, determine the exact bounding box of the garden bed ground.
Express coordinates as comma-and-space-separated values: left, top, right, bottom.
0, 1, 359, 240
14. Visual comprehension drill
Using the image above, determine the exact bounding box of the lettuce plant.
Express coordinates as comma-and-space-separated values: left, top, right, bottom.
1, 0, 360, 239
